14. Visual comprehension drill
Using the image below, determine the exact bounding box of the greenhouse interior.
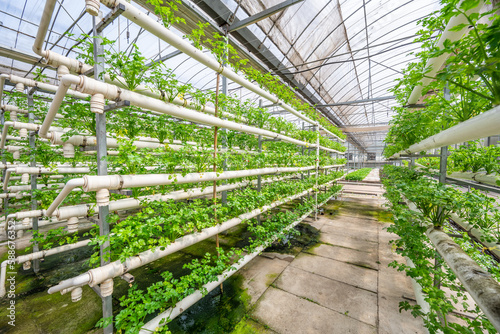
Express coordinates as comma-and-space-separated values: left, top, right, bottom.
0, 0, 499, 333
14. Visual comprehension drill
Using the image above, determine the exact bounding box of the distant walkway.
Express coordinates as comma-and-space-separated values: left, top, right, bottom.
237, 191, 425, 333
363, 168, 381, 183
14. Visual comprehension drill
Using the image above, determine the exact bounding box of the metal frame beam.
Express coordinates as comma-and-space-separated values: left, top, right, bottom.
316, 96, 395, 107
228, 0, 303, 32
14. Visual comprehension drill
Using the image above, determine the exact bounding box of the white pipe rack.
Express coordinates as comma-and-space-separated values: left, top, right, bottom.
47, 177, 342, 294
392, 105, 500, 158
45, 166, 317, 216
405, 200, 500, 331
407, 1, 485, 105
99, 0, 316, 126
41, 74, 339, 152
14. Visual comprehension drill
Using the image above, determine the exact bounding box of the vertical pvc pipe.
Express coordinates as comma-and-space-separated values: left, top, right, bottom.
28, 92, 40, 273
92, 15, 113, 334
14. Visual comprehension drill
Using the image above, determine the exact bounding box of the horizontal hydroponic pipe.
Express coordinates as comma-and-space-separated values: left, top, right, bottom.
320, 127, 345, 143
0, 74, 88, 100
449, 213, 500, 260
7, 172, 309, 221
32, 0, 246, 121
392, 105, 500, 158
406, 200, 500, 331
139, 191, 339, 332
45, 166, 316, 216
407, 0, 485, 105
2, 167, 90, 191
0, 238, 91, 297
98, 0, 316, 126
53, 173, 298, 220
42, 74, 328, 151
48, 177, 342, 293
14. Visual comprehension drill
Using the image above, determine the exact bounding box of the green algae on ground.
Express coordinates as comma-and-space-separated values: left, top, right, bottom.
264, 223, 321, 254
0, 285, 101, 334
231, 316, 276, 334
167, 275, 251, 334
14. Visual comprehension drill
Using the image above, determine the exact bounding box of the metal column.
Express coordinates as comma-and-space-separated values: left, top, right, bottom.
28, 91, 40, 273
93, 15, 113, 334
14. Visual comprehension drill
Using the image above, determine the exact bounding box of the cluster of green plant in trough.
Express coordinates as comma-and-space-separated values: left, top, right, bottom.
110, 183, 342, 333
417, 141, 500, 176
86, 172, 343, 265
384, 0, 500, 158
382, 165, 500, 333
344, 168, 372, 181
1, 89, 345, 215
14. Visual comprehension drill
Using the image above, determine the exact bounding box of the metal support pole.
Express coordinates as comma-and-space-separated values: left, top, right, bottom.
28, 92, 40, 273
93, 15, 112, 334
257, 100, 262, 224
1, 110, 7, 218
220, 31, 229, 205
315, 124, 319, 221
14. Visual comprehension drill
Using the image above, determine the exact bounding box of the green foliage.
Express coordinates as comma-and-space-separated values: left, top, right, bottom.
384, 0, 500, 157
381, 165, 500, 333
345, 168, 372, 181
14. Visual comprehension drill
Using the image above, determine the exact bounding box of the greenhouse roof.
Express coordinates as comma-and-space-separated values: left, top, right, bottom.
0, 0, 443, 154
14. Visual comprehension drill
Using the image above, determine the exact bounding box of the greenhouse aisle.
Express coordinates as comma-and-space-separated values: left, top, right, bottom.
237, 190, 425, 334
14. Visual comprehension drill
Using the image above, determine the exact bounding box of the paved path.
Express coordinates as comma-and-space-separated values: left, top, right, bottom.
237, 194, 425, 333
364, 168, 381, 183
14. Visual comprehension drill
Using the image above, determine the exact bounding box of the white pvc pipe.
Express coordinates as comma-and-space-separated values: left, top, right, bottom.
46, 167, 314, 216
39, 75, 82, 138
55, 173, 294, 220
0, 238, 91, 297
0, 74, 87, 100
3, 167, 90, 191
48, 178, 341, 294
407, 1, 484, 104
393, 105, 500, 158
32, 0, 57, 55
46, 74, 318, 150
99, 0, 315, 125
1, 121, 41, 149
45, 178, 84, 216
320, 126, 345, 142
140, 191, 338, 332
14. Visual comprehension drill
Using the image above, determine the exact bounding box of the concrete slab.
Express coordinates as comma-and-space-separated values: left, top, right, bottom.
238, 255, 290, 305
306, 243, 378, 270
321, 218, 380, 233
291, 253, 378, 292
320, 232, 378, 254
321, 224, 378, 243
276, 265, 378, 326
252, 287, 377, 334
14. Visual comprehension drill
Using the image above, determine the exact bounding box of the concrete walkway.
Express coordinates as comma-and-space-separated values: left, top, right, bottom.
237, 195, 425, 333
364, 168, 381, 183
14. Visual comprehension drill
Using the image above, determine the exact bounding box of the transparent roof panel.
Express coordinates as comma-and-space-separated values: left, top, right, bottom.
0, 0, 444, 153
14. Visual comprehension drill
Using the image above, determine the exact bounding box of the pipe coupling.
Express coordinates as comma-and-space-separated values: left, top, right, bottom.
57, 65, 70, 79
19, 127, 28, 139
90, 94, 105, 114
67, 217, 79, 234
15, 83, 24, 93
10, 111, 17, 121
63, 143, 75, 159
83, 175, 122, 192
71, 287, 83, 302
23, 261, 31, 271
100, 278, 113, 297
12, 150, 20, 160
21, 173, 29, 184
96, 188, 110, 207
85, 0, 100, 16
